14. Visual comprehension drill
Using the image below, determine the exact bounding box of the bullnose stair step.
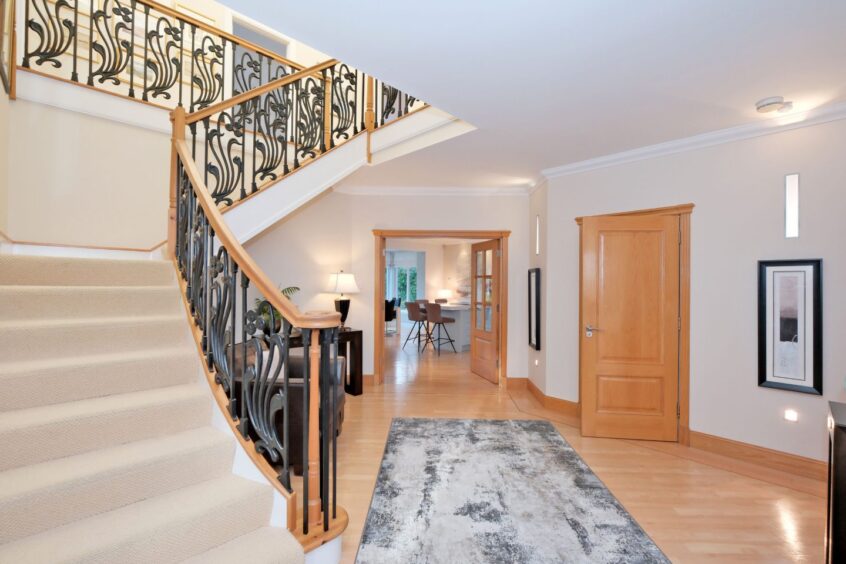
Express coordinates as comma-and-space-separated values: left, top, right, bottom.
0, 315, 191, 362
0, 384, 210, 471
0, 476, 274, 564
0, 427, 234, 544
0, 285, 182, 320
179, 526, 305, 564
0, 347, 198, 411
0, 255, 174, 287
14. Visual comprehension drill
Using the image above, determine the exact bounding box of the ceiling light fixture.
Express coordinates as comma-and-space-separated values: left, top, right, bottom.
756, 96, 794, 114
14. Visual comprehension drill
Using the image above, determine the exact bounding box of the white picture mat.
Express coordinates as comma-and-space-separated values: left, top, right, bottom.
764, 264, 815, 386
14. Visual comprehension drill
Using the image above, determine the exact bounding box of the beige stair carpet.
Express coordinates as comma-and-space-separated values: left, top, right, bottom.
0, 255, 303, 564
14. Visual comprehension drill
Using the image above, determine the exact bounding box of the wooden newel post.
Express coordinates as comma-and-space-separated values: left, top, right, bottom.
167, 106, 186, 258
365, 76, 375, 132
307, 328, 322, 528
323, 73, 333, 152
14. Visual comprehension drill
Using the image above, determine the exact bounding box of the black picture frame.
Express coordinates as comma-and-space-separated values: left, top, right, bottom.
528, 268, 541, 350
757, 259, 822, 395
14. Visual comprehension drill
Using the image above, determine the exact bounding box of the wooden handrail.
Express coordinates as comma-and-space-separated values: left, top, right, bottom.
133, 0, 303, 72
171, 108, 340, 329
185, 59, 340, 125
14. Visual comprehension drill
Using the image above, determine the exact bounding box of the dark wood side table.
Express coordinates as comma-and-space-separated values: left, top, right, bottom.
827, 401, 846, 563
287, 329, 363, 396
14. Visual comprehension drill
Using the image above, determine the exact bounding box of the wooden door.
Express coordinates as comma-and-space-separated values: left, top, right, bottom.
580, 214, 680, 441
471, 239, 500, 384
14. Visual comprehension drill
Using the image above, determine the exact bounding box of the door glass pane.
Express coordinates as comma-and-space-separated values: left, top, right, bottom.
485, 278, 492, 303
485, 250, 493, 275
475, 304, 483, 329
476, 251, 484, 275
485, 306, 492, 331
476, 279, 483, 302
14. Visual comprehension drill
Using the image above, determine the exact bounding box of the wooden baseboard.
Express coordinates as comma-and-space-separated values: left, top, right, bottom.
506, 377, 528, 390
689, 430, 826, 482
527, 379, 580, 421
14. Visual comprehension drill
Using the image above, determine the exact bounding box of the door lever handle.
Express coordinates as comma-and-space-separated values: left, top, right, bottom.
585, 324, 600, 338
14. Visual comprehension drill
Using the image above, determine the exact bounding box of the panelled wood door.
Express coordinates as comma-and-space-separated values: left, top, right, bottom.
471, 239, 500, 384
580, 214, 680, 441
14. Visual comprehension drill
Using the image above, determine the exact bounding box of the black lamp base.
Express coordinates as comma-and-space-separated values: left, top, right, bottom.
335, 298, 350, 328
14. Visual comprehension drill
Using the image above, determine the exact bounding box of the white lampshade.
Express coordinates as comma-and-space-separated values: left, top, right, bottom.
327, 271, 359, 295
436, 288, 453, 300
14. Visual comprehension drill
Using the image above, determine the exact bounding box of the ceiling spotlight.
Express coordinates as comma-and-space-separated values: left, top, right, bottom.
756, 96, 794, 114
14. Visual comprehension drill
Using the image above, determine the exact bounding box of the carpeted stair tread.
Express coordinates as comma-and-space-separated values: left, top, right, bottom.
0, 255, 174, 286
0, 285, 181, 319
0, 476, 274, 564
179, 526, 305, 564
0, 315, 190, 362
0, 347, 197, 412
0, 384, 209, 471
0, 427, 234, 543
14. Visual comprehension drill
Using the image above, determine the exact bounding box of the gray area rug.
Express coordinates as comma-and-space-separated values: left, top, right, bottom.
356, 418, 668, 564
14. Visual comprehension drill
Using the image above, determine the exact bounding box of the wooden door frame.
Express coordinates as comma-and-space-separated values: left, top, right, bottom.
373, 229, 511, 387
576, 204, 693, 445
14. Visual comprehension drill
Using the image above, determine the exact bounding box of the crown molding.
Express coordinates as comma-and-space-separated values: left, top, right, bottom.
332, 185, 531, 197
542, 101, 846, 179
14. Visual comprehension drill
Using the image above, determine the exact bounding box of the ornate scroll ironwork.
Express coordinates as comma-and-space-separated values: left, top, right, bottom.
191, 34, 224, 110
203, 113, 244, 205
88, 0, 133, 86
208, 247, 234, 393
253, 85, 291, 188
380, 83, 399, 124
295, 76, 324, 164
23, 0, 75, 69
144, 13, 182, 101
331, 63, 357, 144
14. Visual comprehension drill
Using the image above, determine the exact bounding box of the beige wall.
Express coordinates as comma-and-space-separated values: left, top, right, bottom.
247, 190, 530, 378
542, 118, 846, 461
6, 100, 169, 248
0, 89, 8, 234
528, 180, 548, 392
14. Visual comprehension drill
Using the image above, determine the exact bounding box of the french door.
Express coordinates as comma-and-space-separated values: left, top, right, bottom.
470, 239, 500, 384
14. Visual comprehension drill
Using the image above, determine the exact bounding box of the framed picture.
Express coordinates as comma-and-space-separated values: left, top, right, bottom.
528, 268, 541, 350
758, 259, 822, 395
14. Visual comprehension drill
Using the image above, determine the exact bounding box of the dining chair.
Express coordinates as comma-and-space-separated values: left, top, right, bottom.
402, 302, 430, 352
422, 302, 457, 355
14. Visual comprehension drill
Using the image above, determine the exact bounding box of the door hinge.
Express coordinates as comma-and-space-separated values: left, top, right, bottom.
677, 317, 681, 331
676, 403, 680, 418
496, 249, 502, 257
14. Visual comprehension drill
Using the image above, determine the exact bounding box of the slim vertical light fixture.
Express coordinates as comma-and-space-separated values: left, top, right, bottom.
785, 173, 799, 238
535, 215, 541, 255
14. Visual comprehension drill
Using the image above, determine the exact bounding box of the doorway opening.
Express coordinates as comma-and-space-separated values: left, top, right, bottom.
373, 230, 511, 387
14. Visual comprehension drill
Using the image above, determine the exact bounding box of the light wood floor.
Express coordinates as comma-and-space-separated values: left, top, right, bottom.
335, 335, 826, 563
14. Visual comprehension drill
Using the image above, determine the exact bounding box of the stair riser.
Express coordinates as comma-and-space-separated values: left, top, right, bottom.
0, 319, 191, 362
0, 353, 199, 412
70, 485, 271, 564
0, 288, 182, 320
0, 440, 234, 544
0, 258, 175, 287
0, 395, 210, 471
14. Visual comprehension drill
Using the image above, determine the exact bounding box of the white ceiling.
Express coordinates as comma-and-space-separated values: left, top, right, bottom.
226, 0, 846, 189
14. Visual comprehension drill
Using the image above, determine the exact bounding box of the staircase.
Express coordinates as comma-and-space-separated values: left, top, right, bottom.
0, 255, 304, 563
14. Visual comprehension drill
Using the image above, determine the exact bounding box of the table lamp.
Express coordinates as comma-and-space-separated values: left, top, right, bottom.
327, 270, 359, 329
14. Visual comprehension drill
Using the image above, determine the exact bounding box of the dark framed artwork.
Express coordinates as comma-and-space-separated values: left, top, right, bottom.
528, 268, 541, 350
758, 259, 822, 395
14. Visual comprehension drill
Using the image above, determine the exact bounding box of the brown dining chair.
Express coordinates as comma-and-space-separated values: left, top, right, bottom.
402, 301, 430, 352
422, 302, 456, 355
435, 298, 448, 304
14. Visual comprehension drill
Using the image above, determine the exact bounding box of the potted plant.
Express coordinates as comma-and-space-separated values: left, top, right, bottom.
253, 286, 300, 335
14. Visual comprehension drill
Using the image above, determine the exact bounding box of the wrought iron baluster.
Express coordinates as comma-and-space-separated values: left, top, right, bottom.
71, 0, 79, 81
89, 0, 134, 87
301, 326, 310, 534
203, 223, 212, 357
177, 20, 184, 106
144, 12, 182, 102
331, 327, 338, 519
228, 261, 238, 416
238, 272, 250, 437
293, 80, 300, 170
24, 0, 75, 71
189, 24, 195, 112
240, 100, 247, 200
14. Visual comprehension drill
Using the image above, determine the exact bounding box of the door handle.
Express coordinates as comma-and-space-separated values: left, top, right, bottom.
585, 324, 600, 338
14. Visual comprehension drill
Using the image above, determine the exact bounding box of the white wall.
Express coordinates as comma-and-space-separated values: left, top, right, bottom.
6, 99, 170, 249
528, 180, 548, 392
543, 118, 846, 461
247, 190, 530, 378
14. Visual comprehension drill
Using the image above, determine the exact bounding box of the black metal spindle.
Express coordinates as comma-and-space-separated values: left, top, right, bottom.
332, 328, 338, 519
293, 80, 300, 170
282, 84, 290, 175
251, 92, 258, 193
70, 0, 79, 81
240, 100, 247, 200
86, 0, 94, 85
229, 262, 238, 417
220, 38, 227, 102
189, 24, 195, 112
301, 327, 310, 534
177, 20, 184, 106
203, 225, 212, 358
319, 69, 327, 154
238, 273, 250, 437
328, 66, 335, 149
136, 2, 145, 99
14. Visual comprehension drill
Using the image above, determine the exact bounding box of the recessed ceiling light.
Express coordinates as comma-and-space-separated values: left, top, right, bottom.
756, 96, 794, 114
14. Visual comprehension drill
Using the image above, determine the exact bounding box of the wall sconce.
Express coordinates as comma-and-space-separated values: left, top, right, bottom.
535, 215, 541, 255
785, 173, 799, 238
784, 409, 799, 423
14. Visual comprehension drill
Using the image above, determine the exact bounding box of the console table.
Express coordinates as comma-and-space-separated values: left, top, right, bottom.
827, 401, 846, 562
